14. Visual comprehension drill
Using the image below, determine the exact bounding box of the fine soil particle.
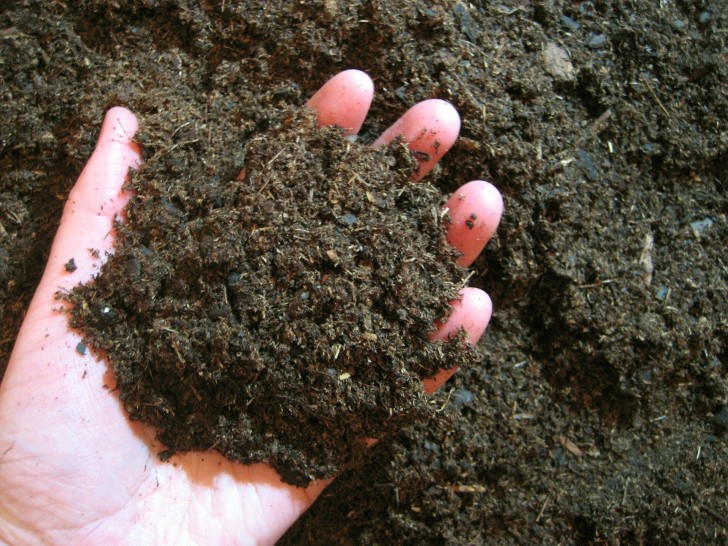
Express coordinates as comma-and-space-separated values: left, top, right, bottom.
1, 0, 726, 543
65, 108, 477, 485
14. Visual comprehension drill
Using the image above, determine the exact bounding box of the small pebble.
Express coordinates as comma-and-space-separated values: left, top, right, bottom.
577, 149, 599, 181
452, 388, 475, 406
543, 42, 575, 81
690, 217, 714, 235
656, 286, 669, 301
560, 15, 580, 30
638, 368, 653, 383
340, 213, 358, 225
452, 3, 479, 42
586, 33, 608, 49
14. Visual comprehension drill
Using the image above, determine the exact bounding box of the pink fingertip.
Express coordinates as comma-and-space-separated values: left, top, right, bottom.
99, 106, 142, 166
429, 287, 492, 345
444, 180, 504, 267
423, 287, 492, 394
70, 107, 142, 219
306, 69, 374, 135
423, 367, 458, 395
373, 99, 461, 180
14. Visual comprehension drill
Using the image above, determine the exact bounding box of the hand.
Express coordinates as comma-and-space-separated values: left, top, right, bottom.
0, 70, 503, 545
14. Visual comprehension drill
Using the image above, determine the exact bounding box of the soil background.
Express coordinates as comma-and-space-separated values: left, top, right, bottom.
1, 1, 726, 544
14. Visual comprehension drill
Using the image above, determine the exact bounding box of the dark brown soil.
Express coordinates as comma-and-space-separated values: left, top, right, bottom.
65, 108, 477, 485
1, 0, 726, 543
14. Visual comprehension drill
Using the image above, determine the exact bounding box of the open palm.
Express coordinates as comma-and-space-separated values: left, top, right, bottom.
0, 70, 502, 545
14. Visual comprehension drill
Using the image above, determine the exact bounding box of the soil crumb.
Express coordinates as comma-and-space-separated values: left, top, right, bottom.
65, 108, 477, 485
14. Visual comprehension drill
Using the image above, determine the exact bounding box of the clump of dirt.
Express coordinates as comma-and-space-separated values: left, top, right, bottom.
65, 108, 477, 485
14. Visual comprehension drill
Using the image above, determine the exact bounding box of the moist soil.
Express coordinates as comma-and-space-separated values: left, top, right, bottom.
1, 1, 726, 544
65, 108, 478, 485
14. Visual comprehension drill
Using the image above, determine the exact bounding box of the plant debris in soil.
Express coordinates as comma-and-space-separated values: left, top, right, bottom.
2, 0, 726, 542
64, 108, 478, 485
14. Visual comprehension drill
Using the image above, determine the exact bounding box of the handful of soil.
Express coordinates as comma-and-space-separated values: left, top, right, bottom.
66, 108, 478, 485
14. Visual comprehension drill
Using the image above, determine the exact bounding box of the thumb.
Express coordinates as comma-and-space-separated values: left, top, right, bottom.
4, 107, 141, 386
32, 107, 140, 315
52, 107, 142, 287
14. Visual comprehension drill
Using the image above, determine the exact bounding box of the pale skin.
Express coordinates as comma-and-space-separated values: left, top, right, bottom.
0, 70, 503, 545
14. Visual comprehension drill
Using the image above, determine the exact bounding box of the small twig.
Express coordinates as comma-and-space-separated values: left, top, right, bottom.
171, 120, 193, 138
701, 504, 728, 528
435, 388, 454, 413
588, 109, 613, 135
267, 149, 285, 166
166, 139, 201, 154
536, 498, 549, 522
576, 279, 616, 289
452, 483, 487, 493
459, 270, 476, 289
493, 5, 526, 15
643, 77, 671, 119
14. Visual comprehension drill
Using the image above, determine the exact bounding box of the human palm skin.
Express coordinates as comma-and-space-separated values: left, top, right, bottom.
0, 70, 502, 545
